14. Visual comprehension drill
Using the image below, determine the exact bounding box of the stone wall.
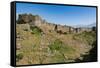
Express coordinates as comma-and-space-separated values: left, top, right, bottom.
17, 14, 95, 34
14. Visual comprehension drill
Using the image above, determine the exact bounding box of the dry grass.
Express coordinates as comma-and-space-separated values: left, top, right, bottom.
16, 24, 96, 65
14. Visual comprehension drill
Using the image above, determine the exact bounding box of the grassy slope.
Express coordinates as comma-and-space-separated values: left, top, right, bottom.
16, 24, 96, 65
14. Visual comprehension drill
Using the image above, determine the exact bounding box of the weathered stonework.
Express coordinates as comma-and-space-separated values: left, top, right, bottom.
17, 14, 95, 34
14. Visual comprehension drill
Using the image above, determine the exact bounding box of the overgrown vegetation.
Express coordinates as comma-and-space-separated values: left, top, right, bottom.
73, 31, 96, 45
16, 14, 97, 65
49, 39, 75, 52
30, 26, 42, 35
48, 39, 63, 51
16, 52, 23, 62
48, 39, 76, 62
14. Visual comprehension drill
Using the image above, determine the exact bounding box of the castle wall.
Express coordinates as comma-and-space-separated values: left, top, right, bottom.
17, 14, 94, 34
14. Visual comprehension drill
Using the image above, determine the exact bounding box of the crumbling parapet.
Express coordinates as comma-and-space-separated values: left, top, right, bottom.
17, 14, 95, 34
68, 27, 75, 33
17, 14, 43, 27
74, 28, 81, 33
54, 25, 58, 31
92, 26, 96, 31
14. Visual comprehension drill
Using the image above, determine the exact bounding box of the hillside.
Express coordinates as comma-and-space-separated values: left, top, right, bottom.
16, 14, 97, 65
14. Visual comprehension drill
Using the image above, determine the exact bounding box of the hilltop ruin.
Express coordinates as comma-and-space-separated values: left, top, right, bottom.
16, 14, 96, 65
17, 14, 96, 34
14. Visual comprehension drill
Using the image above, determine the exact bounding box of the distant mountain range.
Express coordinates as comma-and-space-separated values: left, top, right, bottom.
73, 23, 96, 28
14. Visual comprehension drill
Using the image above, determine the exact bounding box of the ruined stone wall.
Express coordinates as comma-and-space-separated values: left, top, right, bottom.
17, 14, 42, 27
17, 14, 94, 34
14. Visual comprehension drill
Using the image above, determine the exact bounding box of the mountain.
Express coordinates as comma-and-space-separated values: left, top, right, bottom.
87, 23, 96, 27
73, 23, 96, 28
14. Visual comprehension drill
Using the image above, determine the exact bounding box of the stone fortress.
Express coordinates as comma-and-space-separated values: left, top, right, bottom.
17, 14, 96, 34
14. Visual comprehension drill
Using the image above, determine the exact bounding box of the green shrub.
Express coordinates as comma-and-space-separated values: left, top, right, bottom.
48, 39, 76, 62
16, 52, 23, 62
48, 39, 75, 53
30, 26, 42, 35
49, 39, 62, 51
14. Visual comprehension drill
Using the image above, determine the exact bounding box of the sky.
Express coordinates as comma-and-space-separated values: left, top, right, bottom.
16, 2, 96, 26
